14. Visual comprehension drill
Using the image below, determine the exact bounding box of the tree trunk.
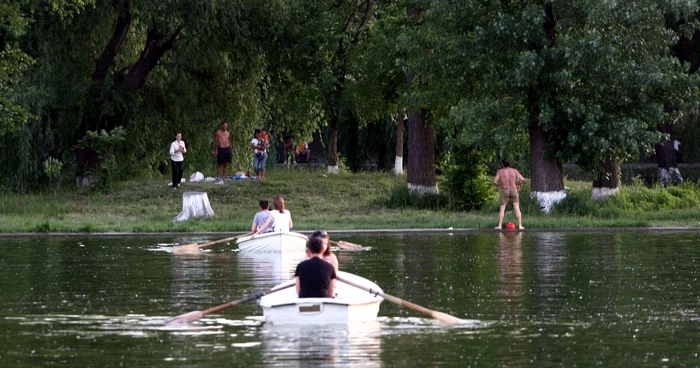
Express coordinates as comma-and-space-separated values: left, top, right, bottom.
528, 3, 565, 212
406, 104, 437, 193
529, 117, 565, 213
92, 0, 131, 85
592, 159, 619, 200
655, 140, 683, 186
327, 110, 340, 173
394, 107, 404, 175
115, 25, 177, 92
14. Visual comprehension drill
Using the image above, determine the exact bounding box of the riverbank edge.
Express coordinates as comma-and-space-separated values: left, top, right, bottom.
1, 226, 698, 237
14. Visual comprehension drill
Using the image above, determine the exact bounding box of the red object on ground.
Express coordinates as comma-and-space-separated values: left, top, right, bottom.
505, 222, 516, 230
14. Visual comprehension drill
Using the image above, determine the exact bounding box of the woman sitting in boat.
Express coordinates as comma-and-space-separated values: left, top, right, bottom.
311, 230, 339, 272
295, 237, 336, 298
251, 199, 274, 234
254, 195, 293, 234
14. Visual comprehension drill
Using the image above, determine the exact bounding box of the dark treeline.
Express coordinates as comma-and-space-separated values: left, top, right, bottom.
1, 0, 699, 210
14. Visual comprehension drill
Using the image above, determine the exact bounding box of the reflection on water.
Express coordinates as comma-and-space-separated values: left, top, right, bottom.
237, 252, 307, 287
2, 233, 700, 367
260, 322, 382, 367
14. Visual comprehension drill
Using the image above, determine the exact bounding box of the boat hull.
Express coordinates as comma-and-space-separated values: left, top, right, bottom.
236, 232, 308, 253
258, 271, 383, 325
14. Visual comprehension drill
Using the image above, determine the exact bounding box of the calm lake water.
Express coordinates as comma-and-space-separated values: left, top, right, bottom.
0, 232, 698, 367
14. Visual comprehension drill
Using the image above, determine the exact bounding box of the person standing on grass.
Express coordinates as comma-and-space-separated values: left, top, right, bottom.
169, 132, 186, 189
254, 195, 293, 234
493, 159, 526, 230
214, 121, 233, 180
250, 129, 269, 181
295, 236, 336, 298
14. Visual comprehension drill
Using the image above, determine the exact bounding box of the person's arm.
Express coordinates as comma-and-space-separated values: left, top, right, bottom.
288, 214, 293, 230
213, 132, 218, 156
250, 140, 257, 151
493, 173, 500, 188
180, 141, 186, 153
169, 142, 176, 156
331, 254, 339, 272
329, 278, 336, 298
251, 220, 258, 233
295, 276, 301, 296
254, 215, 273, 235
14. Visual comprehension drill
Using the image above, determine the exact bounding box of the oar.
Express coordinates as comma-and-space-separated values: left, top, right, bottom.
172, 232, 253, 253
165, 283, 295, 325
329, 240, 363, 250
337, 276, 463, 324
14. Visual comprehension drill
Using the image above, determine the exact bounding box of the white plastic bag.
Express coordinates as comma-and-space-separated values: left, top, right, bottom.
188, 172, 204, 182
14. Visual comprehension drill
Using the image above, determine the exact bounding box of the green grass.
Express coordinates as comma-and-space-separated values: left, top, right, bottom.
1, 168, 699, 233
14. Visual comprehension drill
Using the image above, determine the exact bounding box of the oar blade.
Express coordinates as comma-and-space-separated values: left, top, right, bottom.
337, 240, 362, 250
431, 311, 465, 324
166, 311, 204, 325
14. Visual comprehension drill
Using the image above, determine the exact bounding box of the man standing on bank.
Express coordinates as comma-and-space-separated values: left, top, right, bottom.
169, 132, 186, 189
493, 159, 526, 230
214, 122, 233, 180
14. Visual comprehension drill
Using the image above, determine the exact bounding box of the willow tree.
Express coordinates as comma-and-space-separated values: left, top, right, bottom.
6, 0, 297, 188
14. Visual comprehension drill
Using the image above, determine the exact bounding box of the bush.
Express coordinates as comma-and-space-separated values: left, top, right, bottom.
442, 150, 496, 211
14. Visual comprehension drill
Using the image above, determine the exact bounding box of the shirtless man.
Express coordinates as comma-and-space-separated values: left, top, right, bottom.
493, 159, 526, 230
214, 122, 233, 180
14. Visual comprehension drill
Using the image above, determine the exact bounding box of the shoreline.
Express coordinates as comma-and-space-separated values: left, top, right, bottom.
1, 226, 698, 237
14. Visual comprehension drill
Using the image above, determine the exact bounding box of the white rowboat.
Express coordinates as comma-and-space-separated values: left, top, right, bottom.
236, 231, 308, 253
258, 271, 383, 325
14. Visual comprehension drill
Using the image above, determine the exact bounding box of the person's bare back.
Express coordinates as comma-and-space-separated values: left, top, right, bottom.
494, 167, 524, 189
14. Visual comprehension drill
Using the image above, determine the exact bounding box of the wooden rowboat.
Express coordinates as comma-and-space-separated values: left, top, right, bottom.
258, 271, 384, 325
236, 231, 308, 253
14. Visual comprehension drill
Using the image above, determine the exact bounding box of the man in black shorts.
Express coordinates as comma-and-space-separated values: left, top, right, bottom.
295, 237, 336, 298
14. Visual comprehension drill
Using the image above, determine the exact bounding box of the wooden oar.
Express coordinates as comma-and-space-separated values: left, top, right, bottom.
172, 232, 253, 254
329, 240, 363, 250
165, 283, 295, 325
337, 276, 463, 324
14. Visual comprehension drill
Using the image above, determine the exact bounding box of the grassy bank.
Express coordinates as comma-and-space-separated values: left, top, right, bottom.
1, 168, 699, 233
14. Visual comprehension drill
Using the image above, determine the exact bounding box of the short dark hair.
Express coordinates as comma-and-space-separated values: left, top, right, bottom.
311, 230, 329, 239
502, 159, 510, 167
259, 199, 269, 209
306, 237, 324, 254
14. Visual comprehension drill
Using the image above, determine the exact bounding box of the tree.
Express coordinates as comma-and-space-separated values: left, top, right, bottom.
428, 0, 699, 209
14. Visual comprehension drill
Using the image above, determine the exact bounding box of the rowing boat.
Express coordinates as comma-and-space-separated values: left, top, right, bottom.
236, 231, 308, 253
258, 271, 383, 325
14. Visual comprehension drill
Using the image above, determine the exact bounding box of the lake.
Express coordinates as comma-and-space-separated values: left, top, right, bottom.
0, 231, 698, 367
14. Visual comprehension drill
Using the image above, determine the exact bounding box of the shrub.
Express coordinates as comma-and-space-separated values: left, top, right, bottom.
442, 149, 495, 211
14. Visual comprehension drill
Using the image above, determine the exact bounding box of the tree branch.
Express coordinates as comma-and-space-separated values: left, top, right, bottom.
92, 0, 131, 85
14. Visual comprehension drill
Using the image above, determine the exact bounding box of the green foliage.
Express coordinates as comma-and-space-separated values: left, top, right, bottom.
385, 184, 447, 211
550, 178, 700, 217
77, 127, 126, 190
441, 150, 495, 211
43, 157, 63, 191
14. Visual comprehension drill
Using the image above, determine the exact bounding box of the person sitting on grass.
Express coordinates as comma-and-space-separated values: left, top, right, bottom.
295, 237, 336, 298
296, 140, 311, 163
311, 230, 339, 272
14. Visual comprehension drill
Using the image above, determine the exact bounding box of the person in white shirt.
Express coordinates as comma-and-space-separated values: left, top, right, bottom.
250, 129, 269, 181
254, 195, 293, 234
169, 133, 186, 189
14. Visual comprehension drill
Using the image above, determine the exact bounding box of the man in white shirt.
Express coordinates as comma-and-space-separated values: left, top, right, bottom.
169, 133, 186, 189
